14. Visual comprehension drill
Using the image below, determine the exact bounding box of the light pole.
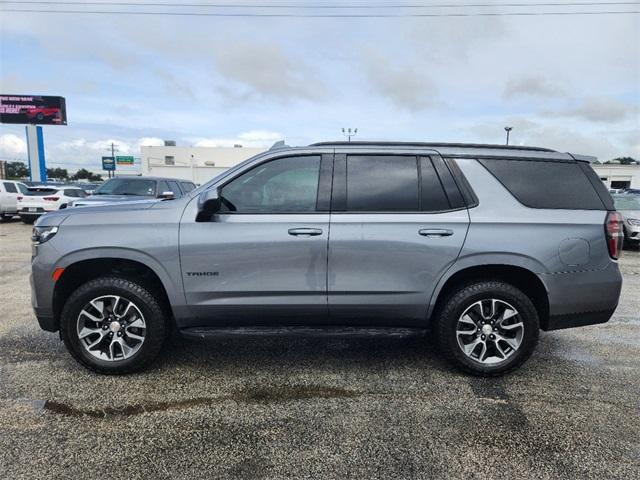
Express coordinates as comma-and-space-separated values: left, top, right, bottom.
342, 127, 358, 142
504, 126, 513, 146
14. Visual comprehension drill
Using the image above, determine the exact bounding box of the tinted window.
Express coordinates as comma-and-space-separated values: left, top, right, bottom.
3, 182, 17, 193
63, 189, 77, 197
420, 157, 451, 211
221, 156, 320, 213
346, 156, 419, 211
157, 181, 171, 196
480, 159, 605, 210
180, 182, 196, 193
167, 180, 182, 197
94, 179, 157, 196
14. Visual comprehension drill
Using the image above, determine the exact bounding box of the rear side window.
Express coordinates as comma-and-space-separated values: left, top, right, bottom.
3, 182, 17, 193
346, 156, 419, 211
479, 159, 605, 210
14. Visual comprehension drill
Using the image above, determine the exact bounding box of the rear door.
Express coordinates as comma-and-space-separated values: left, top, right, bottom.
328, 150, 469, 326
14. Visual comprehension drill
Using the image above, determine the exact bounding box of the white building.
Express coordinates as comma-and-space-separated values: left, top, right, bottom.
592, 164, 640, 190
140, 145, 267, 185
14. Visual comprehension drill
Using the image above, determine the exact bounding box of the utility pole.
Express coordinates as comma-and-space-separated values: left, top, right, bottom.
106, 142, 119, 179
504, 126, 513, 146
342, 127, 358, 142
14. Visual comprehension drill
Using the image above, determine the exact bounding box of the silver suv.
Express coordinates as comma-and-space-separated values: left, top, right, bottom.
30, 142, 624, 376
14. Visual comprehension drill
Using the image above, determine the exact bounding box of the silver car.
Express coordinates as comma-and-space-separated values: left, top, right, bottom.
612, 194, 640, 247
30, 142, 623, 376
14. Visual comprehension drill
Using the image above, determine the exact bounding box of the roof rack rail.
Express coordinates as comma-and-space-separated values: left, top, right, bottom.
308, 141, 556, 153
269, 140, 290, 151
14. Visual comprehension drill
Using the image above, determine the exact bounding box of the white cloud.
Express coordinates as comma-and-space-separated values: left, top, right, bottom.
545, 97, 639, 123
194, 130, 282, 148
137, 137, 165, 147
504, 76, 566, 100
0, 134, 27, 157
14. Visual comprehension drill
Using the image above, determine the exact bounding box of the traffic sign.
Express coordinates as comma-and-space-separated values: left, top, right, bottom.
102, 156, 115, 171
116, 155, 134, 165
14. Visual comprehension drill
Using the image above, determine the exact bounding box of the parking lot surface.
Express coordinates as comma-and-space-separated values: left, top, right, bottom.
1, 219, 639, 479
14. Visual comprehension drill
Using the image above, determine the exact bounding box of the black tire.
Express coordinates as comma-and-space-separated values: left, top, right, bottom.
435, 281, 539, 376
20, 217, 35, 224
60, 276, 168, 374
0, 214, 11, 222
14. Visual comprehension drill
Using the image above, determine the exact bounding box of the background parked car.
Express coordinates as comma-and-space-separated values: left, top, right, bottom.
69, 182, 103, 195
71, 176, 196, 207
612, 194, 640, 248
0, 180, 29, 221
17, 186, 87, 224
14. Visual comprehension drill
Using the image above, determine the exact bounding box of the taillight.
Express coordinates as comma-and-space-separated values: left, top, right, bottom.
17, 196, 23, 201
43, 196, 59, 201
605, 211, 624, 260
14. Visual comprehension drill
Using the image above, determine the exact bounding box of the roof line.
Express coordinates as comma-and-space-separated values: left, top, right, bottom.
309, 141, 556, 152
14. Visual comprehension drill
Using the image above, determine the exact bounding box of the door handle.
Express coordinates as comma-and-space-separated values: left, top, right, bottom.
288, 228, 323, 237
419, 228, 454, 237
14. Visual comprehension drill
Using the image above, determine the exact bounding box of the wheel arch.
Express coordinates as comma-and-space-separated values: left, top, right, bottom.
52, 253, 179, 329
429, 261, 550, 330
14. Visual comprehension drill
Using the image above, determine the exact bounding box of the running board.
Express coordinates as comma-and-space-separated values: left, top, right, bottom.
180, 326, 429, 340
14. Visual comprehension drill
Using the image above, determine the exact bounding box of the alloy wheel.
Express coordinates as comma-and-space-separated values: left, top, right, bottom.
76, 295, 146, 362
455, 298, 524, 365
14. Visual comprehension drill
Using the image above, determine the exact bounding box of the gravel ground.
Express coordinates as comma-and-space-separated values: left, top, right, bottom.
1, 219, 639, 479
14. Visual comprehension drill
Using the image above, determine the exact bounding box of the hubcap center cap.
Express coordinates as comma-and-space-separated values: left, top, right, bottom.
481, 324, 493, 336
109, 321, 122, 333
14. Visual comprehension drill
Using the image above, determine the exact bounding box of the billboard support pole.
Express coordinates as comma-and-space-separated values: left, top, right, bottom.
25, 125, 47, 183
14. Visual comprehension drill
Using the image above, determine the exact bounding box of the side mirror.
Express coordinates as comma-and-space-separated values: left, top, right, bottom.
196, 188, 221, 222
159, 191, 175, 200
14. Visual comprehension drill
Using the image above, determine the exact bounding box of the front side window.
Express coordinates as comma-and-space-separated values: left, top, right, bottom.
346, 156, 419, 211
221, 156, 321, 213
167, 180, 182, 197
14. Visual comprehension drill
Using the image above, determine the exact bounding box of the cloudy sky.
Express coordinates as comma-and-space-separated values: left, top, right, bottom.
0, 2, 639, 171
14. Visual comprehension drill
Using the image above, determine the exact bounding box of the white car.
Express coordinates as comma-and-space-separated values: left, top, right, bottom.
17, 186, 87, 224
0, 180, 29, 221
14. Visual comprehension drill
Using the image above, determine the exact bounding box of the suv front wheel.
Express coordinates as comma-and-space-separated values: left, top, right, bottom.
60, 276, 168, 374
435, 281, 539, 376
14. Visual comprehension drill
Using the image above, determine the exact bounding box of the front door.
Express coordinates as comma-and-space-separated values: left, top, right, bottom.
328, 152, 469, 326
179, 153, 333, 326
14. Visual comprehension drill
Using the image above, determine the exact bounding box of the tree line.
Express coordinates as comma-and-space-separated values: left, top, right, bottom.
4, 162, 103, 181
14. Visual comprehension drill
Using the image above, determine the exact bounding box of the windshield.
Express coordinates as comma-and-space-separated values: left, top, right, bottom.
613, 195, 640, 210
93, 178, 157, 196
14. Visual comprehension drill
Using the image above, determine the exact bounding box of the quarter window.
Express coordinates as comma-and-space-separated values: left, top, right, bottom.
3, 182, 17, 193
221, 156, 321, 213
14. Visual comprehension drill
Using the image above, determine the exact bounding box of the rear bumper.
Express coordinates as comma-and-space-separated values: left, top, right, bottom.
539, 262, 622, 331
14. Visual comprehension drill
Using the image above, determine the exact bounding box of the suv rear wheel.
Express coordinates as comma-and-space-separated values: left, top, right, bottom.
435, 281, 539, 376
60, 276, 167, 374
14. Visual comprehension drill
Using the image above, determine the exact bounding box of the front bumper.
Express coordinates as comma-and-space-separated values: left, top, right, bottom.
539, 262, 622, 331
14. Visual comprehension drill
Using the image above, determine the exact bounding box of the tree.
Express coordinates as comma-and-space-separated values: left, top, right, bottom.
70, 168, 102, 182
6, 161, 29, 179
604, 157, 638, 165
46, 167, 69, 180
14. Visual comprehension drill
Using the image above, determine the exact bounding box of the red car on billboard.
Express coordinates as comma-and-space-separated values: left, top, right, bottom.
20, 107, 63, 123
0, 95, 67, 125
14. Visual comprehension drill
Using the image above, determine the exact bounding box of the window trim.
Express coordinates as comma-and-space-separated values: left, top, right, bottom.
216, 153, 329, 215
332, 153, 468, 214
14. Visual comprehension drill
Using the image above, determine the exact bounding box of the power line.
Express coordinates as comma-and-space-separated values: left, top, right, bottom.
1, 1, 638, 7
1, 7, 638, 16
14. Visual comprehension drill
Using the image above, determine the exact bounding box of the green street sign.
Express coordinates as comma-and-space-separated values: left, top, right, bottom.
116, 155, 134, 165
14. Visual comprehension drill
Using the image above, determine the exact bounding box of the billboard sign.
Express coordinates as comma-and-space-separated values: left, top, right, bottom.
0, 95, 67, 125
116, 155, 134, 165
102, 156, 116, 171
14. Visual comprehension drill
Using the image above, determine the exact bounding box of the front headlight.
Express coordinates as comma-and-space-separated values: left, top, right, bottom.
628, 218, 640, 226
31, 226, 59, 244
